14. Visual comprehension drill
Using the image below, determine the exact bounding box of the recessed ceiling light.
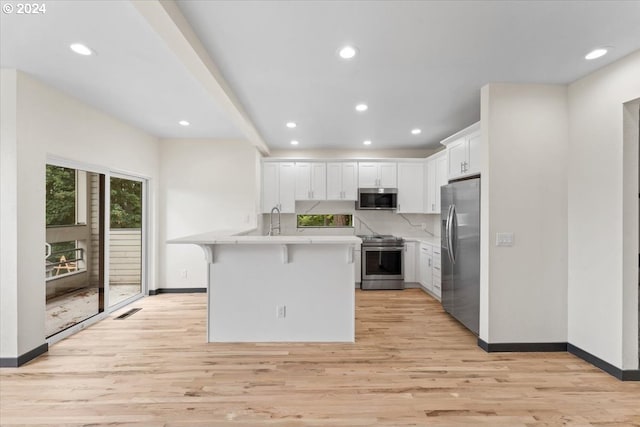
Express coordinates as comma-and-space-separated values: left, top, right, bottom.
69, 43, 93, 56
338, 45, 358, 59
585, 48, 608, 60
363, 140, 372, 146
411, 128, 422, 135
355, 103, 368, 112
290, 140, 299, 145
286, 122, 297, 129
179, 120, 190, 126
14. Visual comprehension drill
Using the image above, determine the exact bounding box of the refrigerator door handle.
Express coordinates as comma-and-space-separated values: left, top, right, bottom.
450, 204, 457, 264
446, 204, 454, 264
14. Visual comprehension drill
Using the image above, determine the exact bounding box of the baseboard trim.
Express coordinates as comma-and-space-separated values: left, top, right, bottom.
567, 343, 640, 381
0, 342, 48, 368
477, 339, 567, 353
149, 287, 207, 295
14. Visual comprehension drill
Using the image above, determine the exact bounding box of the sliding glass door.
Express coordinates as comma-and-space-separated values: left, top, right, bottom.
45, 165, 105, 337
45, 163, 147, 339
108, 174, 145, 308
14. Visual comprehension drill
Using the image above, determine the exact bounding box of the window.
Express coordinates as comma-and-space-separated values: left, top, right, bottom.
110, 178, 142, 229
46, 165, 76, 226
297, 214, 353, 228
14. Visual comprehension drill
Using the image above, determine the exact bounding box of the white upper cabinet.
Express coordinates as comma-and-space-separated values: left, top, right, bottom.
425, 151, 448, 214
262, 162, 296, 213
397, 162, 425, 213
358, 162, 397, 187
295, 162, 326, 200
326, 162, 357, 200
441, 122, 480, 180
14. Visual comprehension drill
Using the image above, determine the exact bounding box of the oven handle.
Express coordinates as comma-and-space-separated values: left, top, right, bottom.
363, 246, 405, 251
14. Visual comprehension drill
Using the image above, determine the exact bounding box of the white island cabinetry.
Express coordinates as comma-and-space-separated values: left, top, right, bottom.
170, 231, 360, 343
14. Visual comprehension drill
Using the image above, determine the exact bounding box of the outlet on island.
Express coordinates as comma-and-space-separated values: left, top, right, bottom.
180, 269, 188, 279
277, 305, 286, 319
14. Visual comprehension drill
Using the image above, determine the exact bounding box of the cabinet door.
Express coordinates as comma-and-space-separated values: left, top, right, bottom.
419, 244, 433, 291
426, 158, 436, 213
467, 131, 481, 176
447, 138, 467, 180
341, 162, 358, 200
310, 163, 326, 200
358, 162, 378, 187
294, 162, 311, 200
278, 162, 296, 213
435, 154, 448, 214
379, 163, 397, 187
262, 162, 279, 213
397, 163, 424, 213
326, 163, 343, 200
404, 242, 416, 283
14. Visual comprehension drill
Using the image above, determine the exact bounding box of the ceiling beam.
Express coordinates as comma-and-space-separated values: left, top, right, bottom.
132, 0, 270, 155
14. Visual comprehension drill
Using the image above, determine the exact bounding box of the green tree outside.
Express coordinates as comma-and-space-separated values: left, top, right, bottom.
110, 178, 142, 229
46, 165, 76, 226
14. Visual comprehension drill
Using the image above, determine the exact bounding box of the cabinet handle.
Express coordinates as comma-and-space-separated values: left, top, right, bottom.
432, 203, 435, 211
428, 259, 432, 267
311, 190, 314, 199
460, 162, 464, 173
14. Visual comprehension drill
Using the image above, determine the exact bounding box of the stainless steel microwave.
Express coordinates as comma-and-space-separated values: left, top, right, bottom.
357, 188, 398, 210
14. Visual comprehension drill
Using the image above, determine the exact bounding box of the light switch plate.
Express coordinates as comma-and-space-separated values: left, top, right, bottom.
496, 232, 514, 247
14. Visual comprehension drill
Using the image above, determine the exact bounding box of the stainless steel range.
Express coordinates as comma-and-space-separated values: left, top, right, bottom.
359, 235, 404, 290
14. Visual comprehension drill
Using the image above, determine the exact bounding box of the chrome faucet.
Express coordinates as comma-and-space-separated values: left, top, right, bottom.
268, 206, 281, 236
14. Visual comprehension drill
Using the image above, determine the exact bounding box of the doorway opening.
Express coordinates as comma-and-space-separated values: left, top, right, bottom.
45, 165, 105, 337
108, 174, 145, 309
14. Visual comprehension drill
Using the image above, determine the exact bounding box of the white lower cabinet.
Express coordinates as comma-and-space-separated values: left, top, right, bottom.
418, 243, 433, 291
403, 242, 417, 282
432, 244, 442, 300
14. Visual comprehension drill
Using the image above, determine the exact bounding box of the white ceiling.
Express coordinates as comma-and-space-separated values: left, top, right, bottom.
2, 1, 640, 151
0, 0, 244, 140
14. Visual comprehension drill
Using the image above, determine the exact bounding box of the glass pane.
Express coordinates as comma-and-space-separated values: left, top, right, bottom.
109, 177, 143, 307
46, 165, 76, 226
46, 167, 104, 338
365, 251, 402, 275
297, 214, 353, 228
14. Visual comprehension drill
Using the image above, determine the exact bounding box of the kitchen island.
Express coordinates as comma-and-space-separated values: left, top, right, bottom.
169, 229, 361, 343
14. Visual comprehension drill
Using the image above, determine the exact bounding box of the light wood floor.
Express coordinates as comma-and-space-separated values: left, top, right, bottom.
1, 290, 639, 426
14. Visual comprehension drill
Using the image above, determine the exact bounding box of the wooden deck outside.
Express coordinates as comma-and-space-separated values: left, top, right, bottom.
1, 289, 639, 426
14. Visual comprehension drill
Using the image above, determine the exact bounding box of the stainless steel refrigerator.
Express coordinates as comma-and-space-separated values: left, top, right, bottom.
441, 177, 480, 335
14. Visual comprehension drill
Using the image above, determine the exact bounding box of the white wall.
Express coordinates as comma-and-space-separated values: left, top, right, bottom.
568, 50, 640, 370
158, 139, 261, 289
0, 70, 19, 357
481, 83, 569, 344
0, 70, 160, 358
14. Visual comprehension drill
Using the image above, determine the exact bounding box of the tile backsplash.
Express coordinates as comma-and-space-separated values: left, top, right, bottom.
260, 201, 441, 237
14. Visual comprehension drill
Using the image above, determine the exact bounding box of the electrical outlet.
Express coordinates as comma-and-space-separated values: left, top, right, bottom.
180, 269, 188, 279
496, 232, 514, 247
277, 305, 286, 319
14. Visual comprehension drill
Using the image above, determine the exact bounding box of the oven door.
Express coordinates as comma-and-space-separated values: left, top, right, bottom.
362, 246, 404, 280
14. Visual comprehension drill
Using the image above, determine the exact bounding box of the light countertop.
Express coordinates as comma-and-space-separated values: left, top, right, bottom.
169, 228, 361, 245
